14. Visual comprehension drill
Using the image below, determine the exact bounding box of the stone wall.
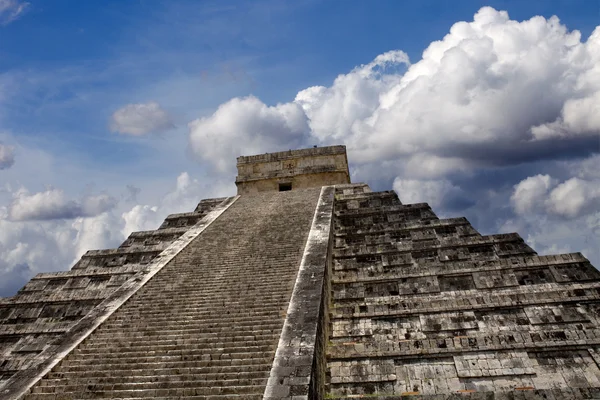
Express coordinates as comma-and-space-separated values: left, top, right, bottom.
236, 146, 350, 194
325, 184, 600, 399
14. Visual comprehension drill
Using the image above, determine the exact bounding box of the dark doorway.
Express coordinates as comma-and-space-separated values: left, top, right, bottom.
279, 182, 292, 191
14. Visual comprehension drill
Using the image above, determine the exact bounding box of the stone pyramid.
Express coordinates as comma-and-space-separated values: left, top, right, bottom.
1, 145, 599, 399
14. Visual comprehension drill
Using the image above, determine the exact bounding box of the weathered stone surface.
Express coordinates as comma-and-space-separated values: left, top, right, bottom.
5, 189, 320, 399
326, 183, 600, 399
236, 145, 350, 194
0, 197, 227, 391
1, 145, 598, 400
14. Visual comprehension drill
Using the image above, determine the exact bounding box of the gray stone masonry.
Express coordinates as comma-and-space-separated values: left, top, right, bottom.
14, 188, 320, 399
0, 198, 227, 389
326, 183, 600, 399
2, 146, 600, 400
264, 186, 335, 400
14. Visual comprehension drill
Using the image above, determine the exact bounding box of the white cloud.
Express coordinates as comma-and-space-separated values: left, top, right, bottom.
300, 8, 598, 166
500, 211, 599, 268
0, 142, 15, 169
70, 212, 123, 261
0, 171, 233, 297
511, 174, 556, 215
393, 178, 464, 209
197, 7, 598, 172
511, 171, 600, 219
121, 205, 159, 237
0, 212, 124, 296
189, 6, 600, 178
184, 7, 600, 269
8, 188, 117, 221
120, 171, 231, 237
0, 0, 29, 25
188, 95, 310, 172
295, 50, 409, 144
110, 101, 175, 135
546, 177, 600, 218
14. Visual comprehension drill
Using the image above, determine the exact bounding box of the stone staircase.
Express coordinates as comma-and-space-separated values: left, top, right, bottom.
0, 198, 226, 387
22, 188, 321, 399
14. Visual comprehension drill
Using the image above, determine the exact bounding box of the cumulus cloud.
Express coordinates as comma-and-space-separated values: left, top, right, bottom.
299, 8, 598, 167
0, 171, 232, 297
189, 6, 599, 178
0, 211, 124, 297
393, 178, 468, 210
122, 204, 159, 236
121, 171, 231, 236
8, 188, 117, 221
185, 6, 599, 267
511, 174, 556, 215
110, 101, 175, 135
0, 0, 29, 25
546, 177, 600, 218
188, 96, 310, 172
512, 172, 600, 219
0, 143, 15, 169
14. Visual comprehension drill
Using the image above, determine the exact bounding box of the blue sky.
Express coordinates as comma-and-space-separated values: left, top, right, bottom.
0, 0, 599, 296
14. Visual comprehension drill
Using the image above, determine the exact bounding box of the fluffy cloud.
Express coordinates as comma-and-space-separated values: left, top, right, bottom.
8, 188, 117, 221
190, 7, 599, 176
186, 7, 599, 267
0, 212, 123, 296
121, 172, 231, 236
0, 171, 232, 297
0, 143, 15, 169
0, 0, 29, 25
188, 96, 310, 172
393, 178, 466, 210
512, 171, 600, 219
110, 102, 175, 135
507, 160, 600, 264
546, 178, 600, 218
299, 8, 598, 167
511, 174, 556, 215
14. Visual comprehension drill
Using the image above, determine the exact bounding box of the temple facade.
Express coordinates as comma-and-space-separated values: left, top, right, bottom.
1, 145, 599, 399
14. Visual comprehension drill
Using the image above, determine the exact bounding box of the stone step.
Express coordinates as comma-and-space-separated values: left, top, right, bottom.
90, 321, 283, 335
30, 383, 264, 397
107, 311, 284, 322
77, 336, 276, 351
46, 366, 270, 380
69, 344, 274, 358
115, 290, 293, 300
32, 377, 268, 392
54, 358, 271, 373
112, 298, 291, 309
79, 332, 278, 345
61, 349, 273, 363
111, 308, 284, 320
25, 393, 263, 400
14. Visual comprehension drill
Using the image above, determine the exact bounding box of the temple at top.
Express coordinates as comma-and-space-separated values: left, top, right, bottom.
1, 145, 600, 400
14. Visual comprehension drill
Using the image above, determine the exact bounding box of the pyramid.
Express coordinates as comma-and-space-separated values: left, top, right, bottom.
1, 145, 599, 399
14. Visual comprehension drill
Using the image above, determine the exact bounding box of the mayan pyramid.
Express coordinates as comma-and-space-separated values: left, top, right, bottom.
1, 145, 599, 399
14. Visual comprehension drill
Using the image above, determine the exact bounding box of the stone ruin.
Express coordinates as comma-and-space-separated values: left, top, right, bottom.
1, 145, 599, 399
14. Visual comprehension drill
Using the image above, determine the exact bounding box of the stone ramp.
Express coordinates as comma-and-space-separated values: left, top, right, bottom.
23, 188, 321, 399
